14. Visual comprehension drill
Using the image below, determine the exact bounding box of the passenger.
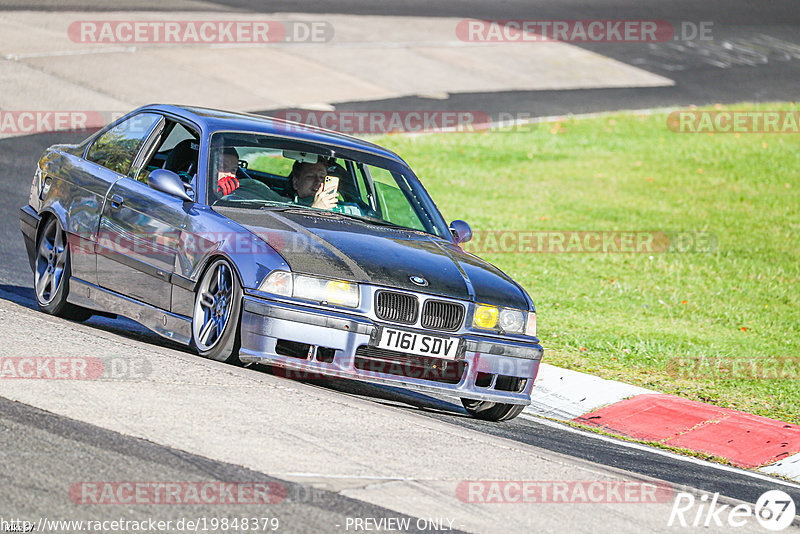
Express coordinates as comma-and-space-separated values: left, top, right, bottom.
287, 160, 339, 210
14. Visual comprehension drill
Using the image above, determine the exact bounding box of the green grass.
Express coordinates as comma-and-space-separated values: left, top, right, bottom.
374, 103, 800, 424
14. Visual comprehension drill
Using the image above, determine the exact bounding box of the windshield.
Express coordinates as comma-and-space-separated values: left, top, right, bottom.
207, 132, 449, 238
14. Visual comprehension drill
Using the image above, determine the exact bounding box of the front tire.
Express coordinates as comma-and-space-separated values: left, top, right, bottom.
191, 258, 242, 363
34, 217, 92, 321
461, 399, 526, 422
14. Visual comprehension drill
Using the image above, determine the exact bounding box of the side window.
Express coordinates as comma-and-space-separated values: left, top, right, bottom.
366, 165, 427, 231
136, 121, 200, 184
160, 122, 196, 154
86, 113, 160, 175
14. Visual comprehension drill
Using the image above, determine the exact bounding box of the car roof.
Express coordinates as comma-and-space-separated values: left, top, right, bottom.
140, 104, 408, 166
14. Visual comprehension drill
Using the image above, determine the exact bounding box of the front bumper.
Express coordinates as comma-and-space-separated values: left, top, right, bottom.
239, 295, 543, 405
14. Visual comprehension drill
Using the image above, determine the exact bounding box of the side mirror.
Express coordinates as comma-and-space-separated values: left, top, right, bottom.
148, 169, 193, 202
449, 219, 472, 244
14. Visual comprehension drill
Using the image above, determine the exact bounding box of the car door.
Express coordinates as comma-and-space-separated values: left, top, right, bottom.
72, 112, 161, 285
95, 115, 196, 311
52, 149, 123, 286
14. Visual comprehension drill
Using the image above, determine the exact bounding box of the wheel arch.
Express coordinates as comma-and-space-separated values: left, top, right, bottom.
35, 207, 69, 245
193, 251, 245, 292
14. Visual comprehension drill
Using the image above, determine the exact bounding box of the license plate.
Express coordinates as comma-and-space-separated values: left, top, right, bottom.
376, 327, 460, 360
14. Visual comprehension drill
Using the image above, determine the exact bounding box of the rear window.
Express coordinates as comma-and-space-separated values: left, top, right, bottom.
86, 113, 160, 175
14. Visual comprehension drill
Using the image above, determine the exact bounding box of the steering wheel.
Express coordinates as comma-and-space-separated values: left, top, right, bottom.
236, 165, 254, 181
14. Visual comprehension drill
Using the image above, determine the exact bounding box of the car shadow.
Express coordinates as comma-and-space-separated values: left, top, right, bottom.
0, 283, 190, 353
0, 283, 467, 417
253, 362, 469, 416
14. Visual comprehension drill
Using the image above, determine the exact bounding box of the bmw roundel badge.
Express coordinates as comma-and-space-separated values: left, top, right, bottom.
409, 275, 428, 287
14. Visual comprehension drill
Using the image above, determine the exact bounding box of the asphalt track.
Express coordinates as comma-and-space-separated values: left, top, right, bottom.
1, 131, 799, 523
0, 396, 455, 534
1, 0, 799, 531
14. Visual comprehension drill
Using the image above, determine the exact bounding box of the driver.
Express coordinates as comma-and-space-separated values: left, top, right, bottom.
216, 146, 241, 195
215, 146, 281, 201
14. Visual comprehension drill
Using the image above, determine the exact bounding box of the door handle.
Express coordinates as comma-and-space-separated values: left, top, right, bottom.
110, 194, 124, 209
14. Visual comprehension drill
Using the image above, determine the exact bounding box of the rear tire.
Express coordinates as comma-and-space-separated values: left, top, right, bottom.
34, 217, 92, 322
461, 399, 525, 422
191, 258, 242, 364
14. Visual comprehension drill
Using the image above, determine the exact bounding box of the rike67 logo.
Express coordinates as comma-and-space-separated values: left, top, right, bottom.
669, 490, 796, 531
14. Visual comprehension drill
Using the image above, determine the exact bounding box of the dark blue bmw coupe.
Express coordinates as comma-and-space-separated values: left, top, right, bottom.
19, 104, 543, 421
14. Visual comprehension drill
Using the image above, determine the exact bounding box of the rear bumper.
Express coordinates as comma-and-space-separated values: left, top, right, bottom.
239, 295, 543, 405
19, 205, 40, 271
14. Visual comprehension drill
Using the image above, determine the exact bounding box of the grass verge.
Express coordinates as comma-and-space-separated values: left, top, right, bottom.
376, 103, 800, 424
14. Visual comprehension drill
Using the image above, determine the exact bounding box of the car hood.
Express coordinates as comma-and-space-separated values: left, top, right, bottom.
215, 207, 530, 309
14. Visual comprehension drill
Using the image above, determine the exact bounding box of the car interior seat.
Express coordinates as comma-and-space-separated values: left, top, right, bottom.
164, 139, 199, 182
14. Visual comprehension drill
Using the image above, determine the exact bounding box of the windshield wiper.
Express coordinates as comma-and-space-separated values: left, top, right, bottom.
261, 204, 333, 215
257, 201, 297, 210
214, 200, 277, 209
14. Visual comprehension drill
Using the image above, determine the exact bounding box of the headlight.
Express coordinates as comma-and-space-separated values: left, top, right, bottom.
473, 305, 499, 329
294, 275, 359, 307
259, 272, 359, 308
259, 271, 292, 296
499, 308, 525, 333
472, 304, 529, 335
324, 280, 359, 306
